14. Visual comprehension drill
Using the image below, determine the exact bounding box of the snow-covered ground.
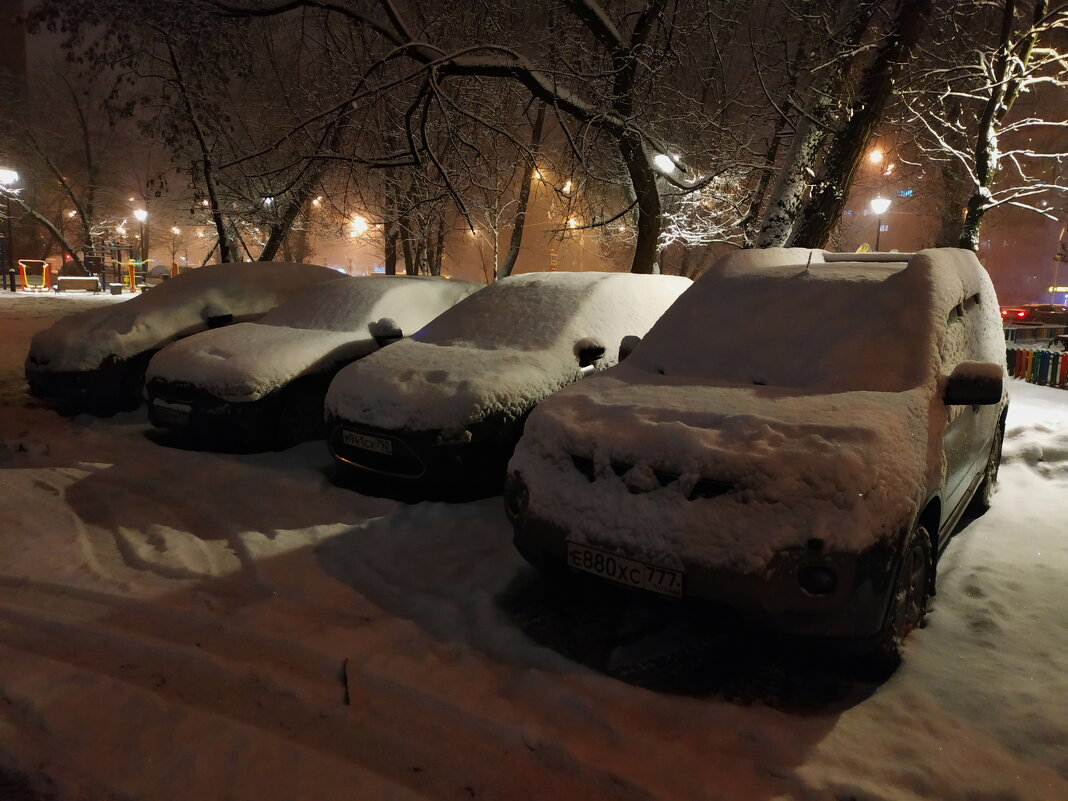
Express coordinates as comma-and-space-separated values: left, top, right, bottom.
0, 291, 1066, 801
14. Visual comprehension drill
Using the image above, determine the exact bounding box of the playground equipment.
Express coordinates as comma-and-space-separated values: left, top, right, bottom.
18, 259, 50, 293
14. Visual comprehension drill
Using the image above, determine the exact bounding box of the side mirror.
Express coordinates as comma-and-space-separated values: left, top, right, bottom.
619, 335, 642, 361
575, 338, 606, 368
369, 317, 403, 347
944, 361, 1003, 406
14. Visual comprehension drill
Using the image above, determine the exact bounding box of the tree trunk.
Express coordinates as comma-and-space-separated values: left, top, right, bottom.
621, 132, 661, 274
500, 102, 546, 279
755, 2, 880, 247
789, 0, 933, 249
957, 0, 1045, 250
383, 222, 398, 275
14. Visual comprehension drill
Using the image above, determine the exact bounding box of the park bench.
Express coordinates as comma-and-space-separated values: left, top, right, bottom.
56, 276, 102, 293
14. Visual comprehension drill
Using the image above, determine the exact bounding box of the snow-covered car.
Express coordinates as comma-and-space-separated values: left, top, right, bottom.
506, 248, 1008, 662
144, 275, 480, 449
25, 262, 344, 412
325, 271, 693, 497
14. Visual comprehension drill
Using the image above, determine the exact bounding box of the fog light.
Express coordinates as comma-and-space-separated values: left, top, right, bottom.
798, 565, 837, 596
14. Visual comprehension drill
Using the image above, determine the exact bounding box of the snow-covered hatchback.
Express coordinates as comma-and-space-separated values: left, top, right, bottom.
325, 271, 692, 498
506, 248, 1007, 659
145, 275, 479, 449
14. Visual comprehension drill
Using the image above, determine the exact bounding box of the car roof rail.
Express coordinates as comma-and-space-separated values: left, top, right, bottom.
822, 251, 916, 263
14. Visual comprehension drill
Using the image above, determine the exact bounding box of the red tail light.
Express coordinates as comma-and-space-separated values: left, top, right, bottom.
1016, 311, 1026, 318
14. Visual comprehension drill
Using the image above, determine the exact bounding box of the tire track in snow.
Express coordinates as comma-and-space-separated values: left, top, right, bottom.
0, 575, 656, 801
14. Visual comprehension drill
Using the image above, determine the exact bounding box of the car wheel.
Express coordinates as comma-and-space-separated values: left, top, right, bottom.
871, 525, 932, 671
970, 419, 1005, 515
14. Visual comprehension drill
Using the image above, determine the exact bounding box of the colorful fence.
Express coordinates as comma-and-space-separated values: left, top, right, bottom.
1004, 325, 1068, 344
1007, 347, 1068, 389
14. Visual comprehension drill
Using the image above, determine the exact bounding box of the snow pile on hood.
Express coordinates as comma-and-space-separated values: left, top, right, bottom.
325, 272, 692, 431
147, 276, 479, 402
27, 262, 343, 372
510, 248, 1005, 570
512, 369, 929, 571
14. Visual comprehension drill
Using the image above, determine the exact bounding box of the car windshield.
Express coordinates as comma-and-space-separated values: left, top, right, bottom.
412, 275, 599, 352
629, 261, 932, 393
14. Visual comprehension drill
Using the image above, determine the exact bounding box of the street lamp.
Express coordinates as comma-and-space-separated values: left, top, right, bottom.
870, 196, 891, 250
0, 168, 18, 287
133, 208, 148, 265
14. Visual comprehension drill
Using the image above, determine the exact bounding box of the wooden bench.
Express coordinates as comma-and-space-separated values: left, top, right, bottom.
56, 276, 102, 293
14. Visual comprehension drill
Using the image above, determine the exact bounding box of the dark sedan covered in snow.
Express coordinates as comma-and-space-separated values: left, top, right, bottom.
325, 271, 692, 498
25, 261, 343, 412
506, 248, 1007, 666
145, 275, 479, 449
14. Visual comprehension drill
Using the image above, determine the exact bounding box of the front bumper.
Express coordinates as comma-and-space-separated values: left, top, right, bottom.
505, 472, 898, 640
327, 416, 525, 498
25, 350, 154, 412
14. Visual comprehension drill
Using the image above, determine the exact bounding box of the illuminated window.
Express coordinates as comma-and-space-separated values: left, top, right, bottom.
897, 188, 913, 198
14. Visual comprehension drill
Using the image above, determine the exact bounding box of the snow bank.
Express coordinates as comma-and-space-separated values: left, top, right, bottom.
146, 276, 479, 402
325, 272, 691, 431
27, 262, 343, 372
511, 248, 1006, 570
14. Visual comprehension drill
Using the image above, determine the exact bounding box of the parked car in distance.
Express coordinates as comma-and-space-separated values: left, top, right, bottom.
1000, 303, 1068, 325
145, 275, 480, 449
25, 262, 344, 413
325, 271, 693, 499
506, 248, 1007, 666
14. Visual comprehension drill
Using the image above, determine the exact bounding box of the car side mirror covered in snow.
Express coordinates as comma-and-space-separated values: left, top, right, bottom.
575, 338, 607, 369
369, 317, 403, 348
619, 335, 642, 361
943, 361, 1003, 406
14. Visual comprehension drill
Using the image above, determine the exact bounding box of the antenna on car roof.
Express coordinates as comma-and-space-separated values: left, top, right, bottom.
804, 252, 813, 273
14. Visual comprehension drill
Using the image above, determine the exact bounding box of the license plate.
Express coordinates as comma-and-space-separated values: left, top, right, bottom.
342, 429, 393, 456
566, 542, 684, 598
152, 400, 191, 428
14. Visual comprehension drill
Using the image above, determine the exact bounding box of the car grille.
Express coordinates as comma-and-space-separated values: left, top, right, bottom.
570, 454, 732, 500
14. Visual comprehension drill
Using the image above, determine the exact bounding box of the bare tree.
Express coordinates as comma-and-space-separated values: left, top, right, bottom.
905, 0, 1068, 249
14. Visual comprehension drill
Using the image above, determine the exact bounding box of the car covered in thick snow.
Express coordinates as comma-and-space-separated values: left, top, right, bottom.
505, 248, 1008, 662
144, 275, 480, 449
325, 271, 692, 497
25, 261, 344, 412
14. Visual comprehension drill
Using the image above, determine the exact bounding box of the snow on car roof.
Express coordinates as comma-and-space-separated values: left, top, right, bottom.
146, 276, 481, 402
28, 262, 344, 372
326, 271, 692, 431
627, 247, 997, 393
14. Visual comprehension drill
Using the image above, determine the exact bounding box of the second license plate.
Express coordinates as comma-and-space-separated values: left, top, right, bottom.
566, 542, 683, 598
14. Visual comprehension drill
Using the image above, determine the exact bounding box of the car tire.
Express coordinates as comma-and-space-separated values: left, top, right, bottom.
870, 525, 932, 673
969, 418, 1005, 516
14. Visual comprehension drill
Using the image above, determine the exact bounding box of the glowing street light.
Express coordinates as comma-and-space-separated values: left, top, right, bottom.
653, 153, 676, 173
349, 214, 369, 237
0, 168, 18, 280
133, 209, 148, 265
868, 149, 884, 165
870, 196, 891, 250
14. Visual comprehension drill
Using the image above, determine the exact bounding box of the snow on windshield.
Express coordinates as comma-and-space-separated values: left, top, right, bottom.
28, 262, 343, 372
260, 275, 479, 333
414, 272, 619, 351
628, 256, 930, 392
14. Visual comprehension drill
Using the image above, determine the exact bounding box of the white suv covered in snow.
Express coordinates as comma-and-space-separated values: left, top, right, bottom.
505, 248, 1007, 660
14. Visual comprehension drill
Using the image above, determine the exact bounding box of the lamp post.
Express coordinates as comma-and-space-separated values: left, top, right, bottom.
870, 196, 891, 251
0, 168, 18, 289
133, 208, 148, 267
